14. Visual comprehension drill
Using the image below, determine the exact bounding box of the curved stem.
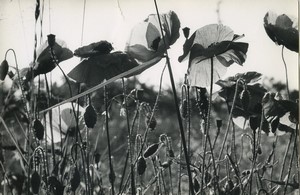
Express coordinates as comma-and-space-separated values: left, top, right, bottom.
281, 46, 290, 99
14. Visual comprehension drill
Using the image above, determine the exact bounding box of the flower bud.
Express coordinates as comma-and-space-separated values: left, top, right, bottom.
143, 143, 160, 158
70, 167, 80, 192
31, 171, 41, 194
94, 153, 101, 164
137, 156, 147, 175
0, 60, 9, 81
84, 105, 97, 128
33, 119, 44, 140
216, 119, 222, 129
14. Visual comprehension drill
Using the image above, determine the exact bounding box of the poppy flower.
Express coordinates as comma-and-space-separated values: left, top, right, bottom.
217, 72, 267, 120
68, 51, 139, 87
125, 10, 180, 74
32, 36, 73, 77
42, 102, 85, 143
264, 11, 298, 52
259, 92, 298, 135
74, 40, 113, 58
178, 24, 249, 87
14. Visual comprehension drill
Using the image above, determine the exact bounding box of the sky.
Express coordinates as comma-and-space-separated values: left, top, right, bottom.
0, 0, 298, 91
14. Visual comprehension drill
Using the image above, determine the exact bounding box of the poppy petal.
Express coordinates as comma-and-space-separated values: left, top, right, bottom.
125, 10, 180, 70
68, 52, 138, 87
74, 41, 113, 58
188, 57, 227, 87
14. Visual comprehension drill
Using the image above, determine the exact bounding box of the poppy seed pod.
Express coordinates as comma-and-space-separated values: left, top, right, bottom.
47, 34, 56, 48
182, 27, 190, 39
0, 60, 9, 81
70, 167, 80, 192
137, 156, 147, 175
193, 177, 200, 193
33, 119, 44, 140
94, 153, 101, 164
84, 105, 97, 128
257, 145, 262, 155
135, 89, 144, 101
31, 171, 41, 194
216, 119, 223, 129
143, 143, 160, 158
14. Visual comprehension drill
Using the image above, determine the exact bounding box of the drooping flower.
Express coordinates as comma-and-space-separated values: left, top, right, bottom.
32, 35, 73, 77
74, 40, 113, 58
178, 24, 249, 87
125, 10, 180, 74
260, 92, 298, 135
217, 72, 266, 120
68, 50, 138, 87
264, 11, 298, 52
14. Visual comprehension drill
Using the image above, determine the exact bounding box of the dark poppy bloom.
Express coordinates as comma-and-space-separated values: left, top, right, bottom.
74, 40, 113, 58
125, 10, 180, 73
260, 92, 298, 135
68, 51, 138, 87
32, 38, 73, 77
217, 72, 267, 120
264, 11, 298, 52
178, 24, 249, 87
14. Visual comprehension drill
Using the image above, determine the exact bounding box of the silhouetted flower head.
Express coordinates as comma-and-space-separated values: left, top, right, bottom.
125, 10, 180, 74
178, 24, 249, 87
264, 11, 298, 52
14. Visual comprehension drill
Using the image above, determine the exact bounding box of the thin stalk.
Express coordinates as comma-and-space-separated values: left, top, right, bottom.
283, 125, 298, 195
281, 46, 290, 99
118, 152, 129, 194
121, 78, 135, 195
218, 80, 240, 161
153, 1, 194, 193
270, 136, 278, 189
201, 58, 219, 194
280, 133, 293, 181
104, 86, 115, 195
44, 75, 56, 166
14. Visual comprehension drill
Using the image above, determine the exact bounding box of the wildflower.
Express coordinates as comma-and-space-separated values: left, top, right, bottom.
217, 72, 266, 119
264, 11, 298, 52
32, 35, 73, 77
178, 24, 248, 87
74, 40, 113, 58
125, 10, 180, 73
260, 92, 298, 135
68, 51, 138, 87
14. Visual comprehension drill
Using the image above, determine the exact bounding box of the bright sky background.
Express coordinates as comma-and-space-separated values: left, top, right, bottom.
0, 0, 298, 91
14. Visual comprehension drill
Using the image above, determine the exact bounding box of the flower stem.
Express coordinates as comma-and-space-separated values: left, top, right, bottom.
104, 86, 115, 195
153, 1, 194, 193
281, 46, 290, 99
283, 125, 298, 195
